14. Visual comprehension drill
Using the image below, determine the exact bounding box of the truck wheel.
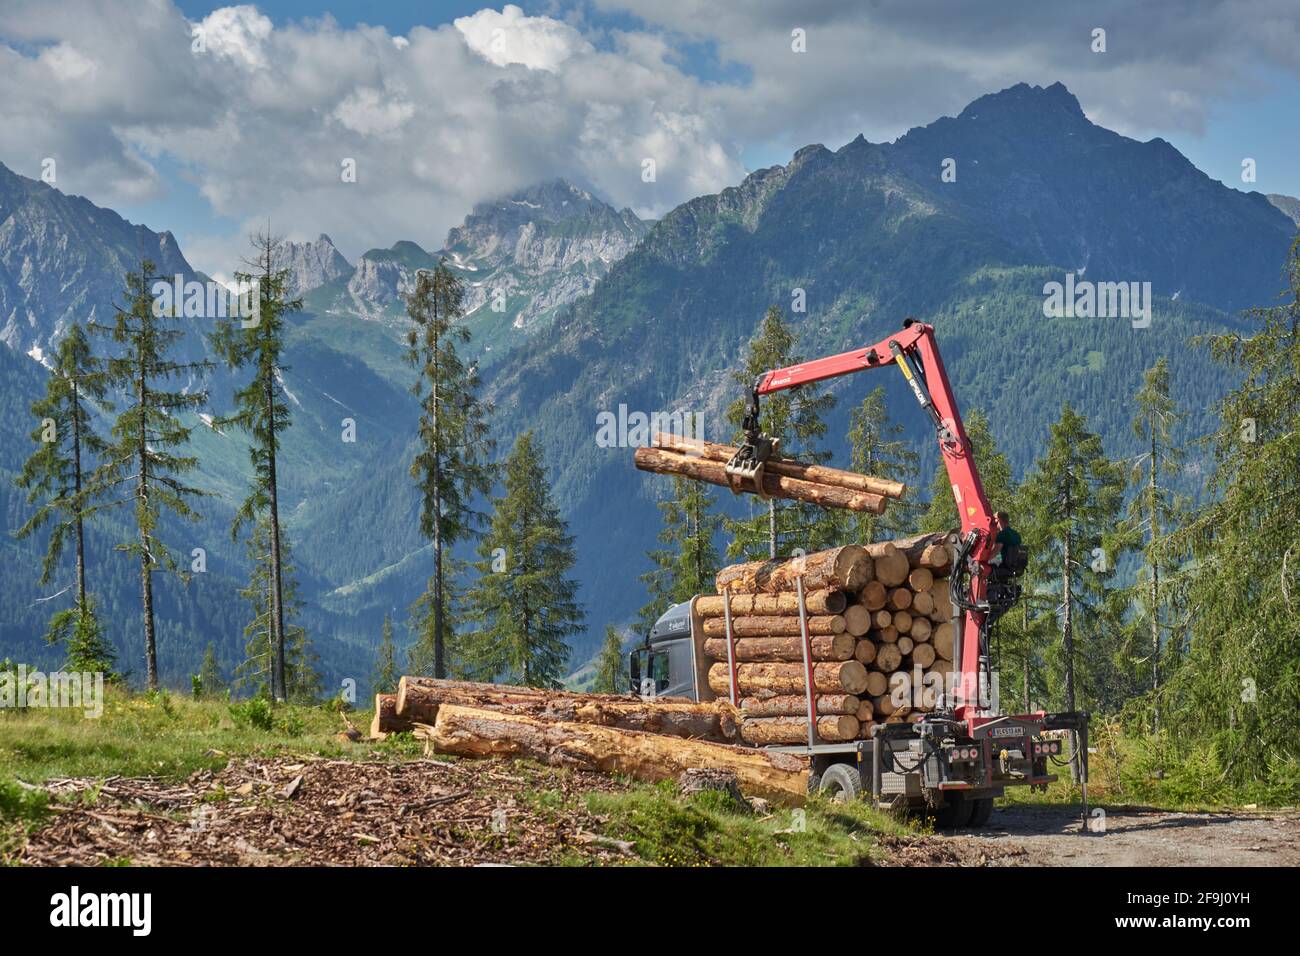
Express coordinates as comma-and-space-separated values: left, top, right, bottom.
968, 797, 994, 827
818, 764, 862, 803
933, 794, 973, 829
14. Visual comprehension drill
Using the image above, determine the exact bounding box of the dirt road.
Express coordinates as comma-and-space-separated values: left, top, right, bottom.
931, 804, 1300, 866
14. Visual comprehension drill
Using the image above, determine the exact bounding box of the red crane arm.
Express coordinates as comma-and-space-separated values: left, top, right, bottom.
750, 319, 997, 717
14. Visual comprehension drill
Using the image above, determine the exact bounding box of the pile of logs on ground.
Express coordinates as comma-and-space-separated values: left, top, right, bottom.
634, 433, 907, 515
368, 677, 810, 804
705, 533, 957, 744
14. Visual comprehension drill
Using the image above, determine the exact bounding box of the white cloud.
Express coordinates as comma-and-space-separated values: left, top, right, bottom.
453, 4, 590, 72
198, 5, 274, 69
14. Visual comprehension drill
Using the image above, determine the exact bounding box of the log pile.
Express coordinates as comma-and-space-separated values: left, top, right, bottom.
705, 533, 958, 742
634, 433, 907, 515
367, 677, 809, 805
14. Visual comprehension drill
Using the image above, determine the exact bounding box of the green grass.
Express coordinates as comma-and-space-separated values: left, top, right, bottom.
581, 782, 911, 866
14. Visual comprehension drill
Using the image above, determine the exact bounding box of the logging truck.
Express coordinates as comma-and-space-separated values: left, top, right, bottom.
630, 319, 1090, 828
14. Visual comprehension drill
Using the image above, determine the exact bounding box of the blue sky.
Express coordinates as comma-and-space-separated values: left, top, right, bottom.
4, 1, 1297, 277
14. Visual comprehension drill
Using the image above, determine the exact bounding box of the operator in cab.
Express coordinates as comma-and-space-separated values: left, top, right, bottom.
989, 511, 1020, 566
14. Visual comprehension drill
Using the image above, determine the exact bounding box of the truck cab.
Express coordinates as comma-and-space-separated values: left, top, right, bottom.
628, 601, 698, 699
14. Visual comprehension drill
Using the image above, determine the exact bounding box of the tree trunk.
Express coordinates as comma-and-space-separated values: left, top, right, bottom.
863, 542, 909, 586
137, 361, 157, 692
424, 704, 810, 805
707, 660, 868, 696
740, 714, 859, 745
695, 589, 846, 617
715, 545, 872, 594
702, 633, 854, 662
370, 693, 412, 737
265, 363, 287, 702
859, 580, 887, 611
71, 380, 86, 611
701, 614, 846, 638
634, 447, 886, 513
873, 643, 903, 673
843, 604, 870, 637
741, 693, 859, 717
854, 638, 877, 665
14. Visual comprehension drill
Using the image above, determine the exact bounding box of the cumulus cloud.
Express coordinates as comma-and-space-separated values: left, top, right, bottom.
454, 4, 590, 71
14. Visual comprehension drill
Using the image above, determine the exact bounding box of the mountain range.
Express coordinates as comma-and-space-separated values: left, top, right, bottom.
1, 82, 1296, 688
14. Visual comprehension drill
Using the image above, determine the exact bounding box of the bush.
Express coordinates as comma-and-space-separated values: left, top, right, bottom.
228, 697, 274, 731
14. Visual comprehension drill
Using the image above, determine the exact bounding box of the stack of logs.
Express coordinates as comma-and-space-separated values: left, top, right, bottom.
704, 533, 957, 745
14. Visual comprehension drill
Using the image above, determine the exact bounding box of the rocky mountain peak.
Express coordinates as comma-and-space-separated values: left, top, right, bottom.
282, 233, 352, 296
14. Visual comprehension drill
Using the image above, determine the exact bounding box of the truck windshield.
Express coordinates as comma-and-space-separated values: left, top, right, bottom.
650, 651, 670, 694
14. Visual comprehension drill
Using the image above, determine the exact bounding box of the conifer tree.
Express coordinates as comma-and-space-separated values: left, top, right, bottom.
1117, 358, 1189, 731
843, 385, 921, 541
210, 230, 301, 701
372, 612, 398, 695
194, 642, 225, 699
462, 432, 584, 688
14, 323, 113, 665
724, 305, 836, 560
1021, 404, 1126, 777
235, 517, 320, 702
592, 625, 626, 694
638, 477, 721, 631
405, 261, 494, 678
91, 260, 212, 691
1165, 238, 1300, 782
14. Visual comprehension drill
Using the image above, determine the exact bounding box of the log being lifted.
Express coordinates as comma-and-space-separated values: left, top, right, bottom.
394, 676, 736, 741
715, 545, 872, 595
635, 446, 886, 513
695, 589, 846, 617
701, 614, 846, 638
652, 432, 907, 499
740, 714, 860, 745
424, 704, 810, 805
708, 660, 868, 696
703, 633, 855, 662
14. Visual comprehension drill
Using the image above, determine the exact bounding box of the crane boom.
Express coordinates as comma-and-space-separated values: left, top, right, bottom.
737, 318, 1003, 719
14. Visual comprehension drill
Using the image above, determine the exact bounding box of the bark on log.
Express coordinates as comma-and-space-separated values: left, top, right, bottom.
859, 580, 888, 611
873, 643, 904, 674
740, 694, 860, 717
854, 638, 877, 665
395, 677, 733, 741
843, 604, 871, 637
695, 589, 846, 617
889, 532, 953, 571
715, 545, 872, 595
707, 660, 868, 696
652, 433, 907, 499
702, 633, 854, 662
635, 446, 886, 513
702, 614, 846, 638
864, 542, 910, 586
424, 704, 809, 805
740, 714, 860, 745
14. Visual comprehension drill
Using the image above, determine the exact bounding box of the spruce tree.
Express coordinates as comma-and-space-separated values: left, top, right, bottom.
843, 385, 922, 541
1165, 238, 1300, 782
404, 261, 494, 678
638, 477, 721, 632
91, 260, 212, 691
194, 642, 225, 699
462, 431, 584, 688
372, 613, 398, 695
14, 323, 114, 668
1117, 358, 1189, 732
1020, 404, 1126, 777
724, 305, 836, 560
592, 625, 626, 694
235, 517, 320, 702
210, 231, 301, 701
